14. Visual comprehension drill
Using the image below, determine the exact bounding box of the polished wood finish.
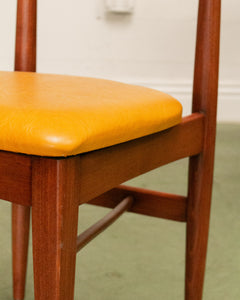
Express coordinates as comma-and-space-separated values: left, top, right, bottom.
32, 157, 79, 300
90, 185, 187, 222
186, 0, 221, 299
13, 1, 37, 299
1, 154, 29, 298
0, 151, 31, 206
79, 113, 204, 203
15, 0, 37, 72
12, 205, 30, 300
1, 0, 221, 299
77, 196, 133, 252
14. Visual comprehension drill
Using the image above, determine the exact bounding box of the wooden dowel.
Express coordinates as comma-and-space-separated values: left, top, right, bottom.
12, 2, 37, 299
89, 185, 187, 222
77, 196, 133, 252
15, 0, 37, 72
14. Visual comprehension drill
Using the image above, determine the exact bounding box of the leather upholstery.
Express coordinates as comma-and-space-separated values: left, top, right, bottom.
0, 71, 182, 156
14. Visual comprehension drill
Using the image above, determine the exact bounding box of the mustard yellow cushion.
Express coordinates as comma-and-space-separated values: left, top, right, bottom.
0, 71, 182, 157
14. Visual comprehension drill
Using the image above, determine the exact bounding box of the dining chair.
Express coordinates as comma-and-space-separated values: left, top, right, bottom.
0, 0, 221, 299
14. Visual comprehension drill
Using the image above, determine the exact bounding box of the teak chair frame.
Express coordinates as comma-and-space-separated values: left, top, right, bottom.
0, 0, 220, 299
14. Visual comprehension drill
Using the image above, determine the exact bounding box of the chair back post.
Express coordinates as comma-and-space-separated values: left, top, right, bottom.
193, 0, 221, 137
15, 0, 37, 72
186, 1, 221, 298
13, 4, 37, 299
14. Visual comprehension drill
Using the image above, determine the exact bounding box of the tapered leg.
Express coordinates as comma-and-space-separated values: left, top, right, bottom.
32, 157, 80, 300
185, 154, 214, 300
12, 204, 30, 300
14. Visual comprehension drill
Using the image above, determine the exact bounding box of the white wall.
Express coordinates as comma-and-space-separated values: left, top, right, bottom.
0, 0, 239, 121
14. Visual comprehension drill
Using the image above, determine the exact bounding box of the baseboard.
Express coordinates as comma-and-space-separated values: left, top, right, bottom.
124, 79, 240, 123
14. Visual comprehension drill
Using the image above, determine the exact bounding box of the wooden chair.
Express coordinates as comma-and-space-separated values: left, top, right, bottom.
0, 0, 220, 299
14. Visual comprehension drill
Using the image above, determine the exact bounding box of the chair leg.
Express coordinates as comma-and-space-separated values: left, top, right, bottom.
31, 157, 79, 300
12, 204, 30, 300
185, 155, 214, 300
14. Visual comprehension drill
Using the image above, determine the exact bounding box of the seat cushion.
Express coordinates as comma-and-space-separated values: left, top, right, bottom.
0, 71, 182, 157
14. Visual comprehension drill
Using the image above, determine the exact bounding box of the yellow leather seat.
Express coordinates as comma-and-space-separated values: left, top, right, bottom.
0, 71, 182, 157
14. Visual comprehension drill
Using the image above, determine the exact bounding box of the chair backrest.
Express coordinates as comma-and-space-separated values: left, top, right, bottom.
15, 0, 221, 130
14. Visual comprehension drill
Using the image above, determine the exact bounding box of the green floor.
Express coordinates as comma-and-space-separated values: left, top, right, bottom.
0, 123, 239, 299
